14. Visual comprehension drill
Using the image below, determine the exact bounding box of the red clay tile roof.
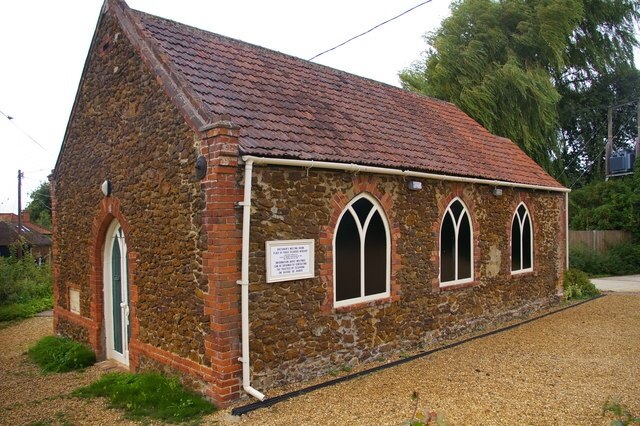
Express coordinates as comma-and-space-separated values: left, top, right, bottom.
0, 213, 52, 236
0, 221, 51, 247
128, 8, 563, 189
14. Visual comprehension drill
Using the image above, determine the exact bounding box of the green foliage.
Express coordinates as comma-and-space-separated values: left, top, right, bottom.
0, 297, 53, 322
0, 250, 53, 321
74, 372, 216, 423
28, 336, 96, 373
603, 397, 640, 425
569, 165, 640, 237
570, 243, 640, 276
403, 391, 447, 426
0, 252, 52, 304
25, 181, 52, 230
563, 268, 600, 299
401, 0, 639, 176
557, 65, 640, 186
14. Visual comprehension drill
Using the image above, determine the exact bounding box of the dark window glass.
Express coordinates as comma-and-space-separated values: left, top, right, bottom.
352, 198, 373, 226
336, 212, 361, 301
364, 211, 387, 296
441, 212, 456, 282
522, 217, 532, 269
458, 213, 472, 279
518, 204, 527, 217
450, 200, 463, 220
511, 217, 521, 271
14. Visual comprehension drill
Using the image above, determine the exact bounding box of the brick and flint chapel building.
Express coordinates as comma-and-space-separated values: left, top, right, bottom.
51, 0, 569, 405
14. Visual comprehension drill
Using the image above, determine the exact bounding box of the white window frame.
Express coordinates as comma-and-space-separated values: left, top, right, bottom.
333, 193, 391, 308
439, 197, 474, 287
511, 202, 533, 274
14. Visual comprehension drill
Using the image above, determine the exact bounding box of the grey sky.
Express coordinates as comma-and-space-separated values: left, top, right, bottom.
0, 1, 638, 214
0, 0, 452, 214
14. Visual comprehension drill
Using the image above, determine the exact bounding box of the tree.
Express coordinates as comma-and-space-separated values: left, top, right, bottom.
569, 162, 640, 237
557, 65, 640, 186
26, 181, 51, 230
401, 0, 639, 178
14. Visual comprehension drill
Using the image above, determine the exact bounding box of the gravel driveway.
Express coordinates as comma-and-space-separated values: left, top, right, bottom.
1, 295, 638, 425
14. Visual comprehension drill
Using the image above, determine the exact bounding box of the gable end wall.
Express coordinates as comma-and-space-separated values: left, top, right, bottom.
53, 12, 209, 373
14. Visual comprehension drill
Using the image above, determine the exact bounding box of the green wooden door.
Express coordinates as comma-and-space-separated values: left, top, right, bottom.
111, 236, 123, 354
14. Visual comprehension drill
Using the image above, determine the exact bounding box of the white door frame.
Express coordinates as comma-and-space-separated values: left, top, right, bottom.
103, 220, 130, 366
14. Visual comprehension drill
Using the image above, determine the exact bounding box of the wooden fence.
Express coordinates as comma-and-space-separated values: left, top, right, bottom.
569, 230, 632, 254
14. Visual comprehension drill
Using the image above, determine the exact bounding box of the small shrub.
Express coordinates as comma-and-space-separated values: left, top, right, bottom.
28, 336, 96, 373
569, 246, 608, 276
606, 243, 640, 275
74, 372, 216, 422
603, 397, 640, 425
569, 243, 640, 277
563, 268, 599, 300
0, 251, 52, 305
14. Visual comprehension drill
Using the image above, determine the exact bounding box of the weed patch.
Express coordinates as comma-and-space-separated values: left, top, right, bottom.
73, 372, 216, 423
28, 336, 96, 373
563, 268, 599, 300
0, 296, 52, 322
603, 397, 640, 425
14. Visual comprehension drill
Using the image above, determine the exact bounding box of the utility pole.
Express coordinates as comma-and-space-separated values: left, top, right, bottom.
605, 106, 613, 179
17, 170, 23, 259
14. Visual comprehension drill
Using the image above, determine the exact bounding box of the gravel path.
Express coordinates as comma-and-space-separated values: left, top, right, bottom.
1, 295, 638, 425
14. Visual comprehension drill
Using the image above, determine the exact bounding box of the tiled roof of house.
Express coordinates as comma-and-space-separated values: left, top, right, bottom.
124, 5, 563, 189
0, 213, 52, 236
0, 221, 52, 247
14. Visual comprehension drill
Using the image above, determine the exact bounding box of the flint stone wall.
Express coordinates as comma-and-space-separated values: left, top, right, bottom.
248, 166, 564, 389
53, 14, 208, 363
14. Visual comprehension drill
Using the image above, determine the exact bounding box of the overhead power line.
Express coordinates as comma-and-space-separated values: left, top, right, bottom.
0, 109, 49, 153
308, 0, 434, 61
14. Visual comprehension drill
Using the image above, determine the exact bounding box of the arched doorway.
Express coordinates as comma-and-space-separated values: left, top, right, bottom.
103, 220, 130, 365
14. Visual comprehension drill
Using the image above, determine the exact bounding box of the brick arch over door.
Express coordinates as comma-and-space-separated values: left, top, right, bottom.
319, 175, 401, 313
88, 196, 139, 359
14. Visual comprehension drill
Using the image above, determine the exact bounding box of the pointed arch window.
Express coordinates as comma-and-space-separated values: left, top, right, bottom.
511, 203, 533, 273
334, 194, 390, 307
440, 198, 473, 286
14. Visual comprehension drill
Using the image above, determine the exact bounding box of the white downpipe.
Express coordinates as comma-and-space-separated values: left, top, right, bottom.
242, 156, 571, 193
238, 159, 266, 401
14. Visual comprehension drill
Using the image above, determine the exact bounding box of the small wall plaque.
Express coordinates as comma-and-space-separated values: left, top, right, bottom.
266, 239, 315, 283
69, 288, 80, 314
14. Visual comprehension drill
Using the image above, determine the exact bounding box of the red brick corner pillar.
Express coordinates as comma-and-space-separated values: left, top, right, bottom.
200, 119, 243, 406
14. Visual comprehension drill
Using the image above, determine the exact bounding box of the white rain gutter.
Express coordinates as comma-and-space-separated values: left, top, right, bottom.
238, 159, 266, 401
242, 156, 571, 193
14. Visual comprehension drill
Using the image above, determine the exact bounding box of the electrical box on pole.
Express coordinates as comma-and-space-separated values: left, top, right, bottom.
605, 100, 638, 179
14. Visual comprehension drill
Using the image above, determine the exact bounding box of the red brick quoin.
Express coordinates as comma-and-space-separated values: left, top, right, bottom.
198, 120, 244, 405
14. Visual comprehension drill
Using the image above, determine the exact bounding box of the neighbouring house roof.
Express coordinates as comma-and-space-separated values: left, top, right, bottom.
0, 213, 51, 236
59, 0, 564, 189
0, 220, 52, 248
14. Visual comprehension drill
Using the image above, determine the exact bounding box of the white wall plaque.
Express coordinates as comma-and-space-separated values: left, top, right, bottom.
69, 288, 80, 314
266, 239, 315, 283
